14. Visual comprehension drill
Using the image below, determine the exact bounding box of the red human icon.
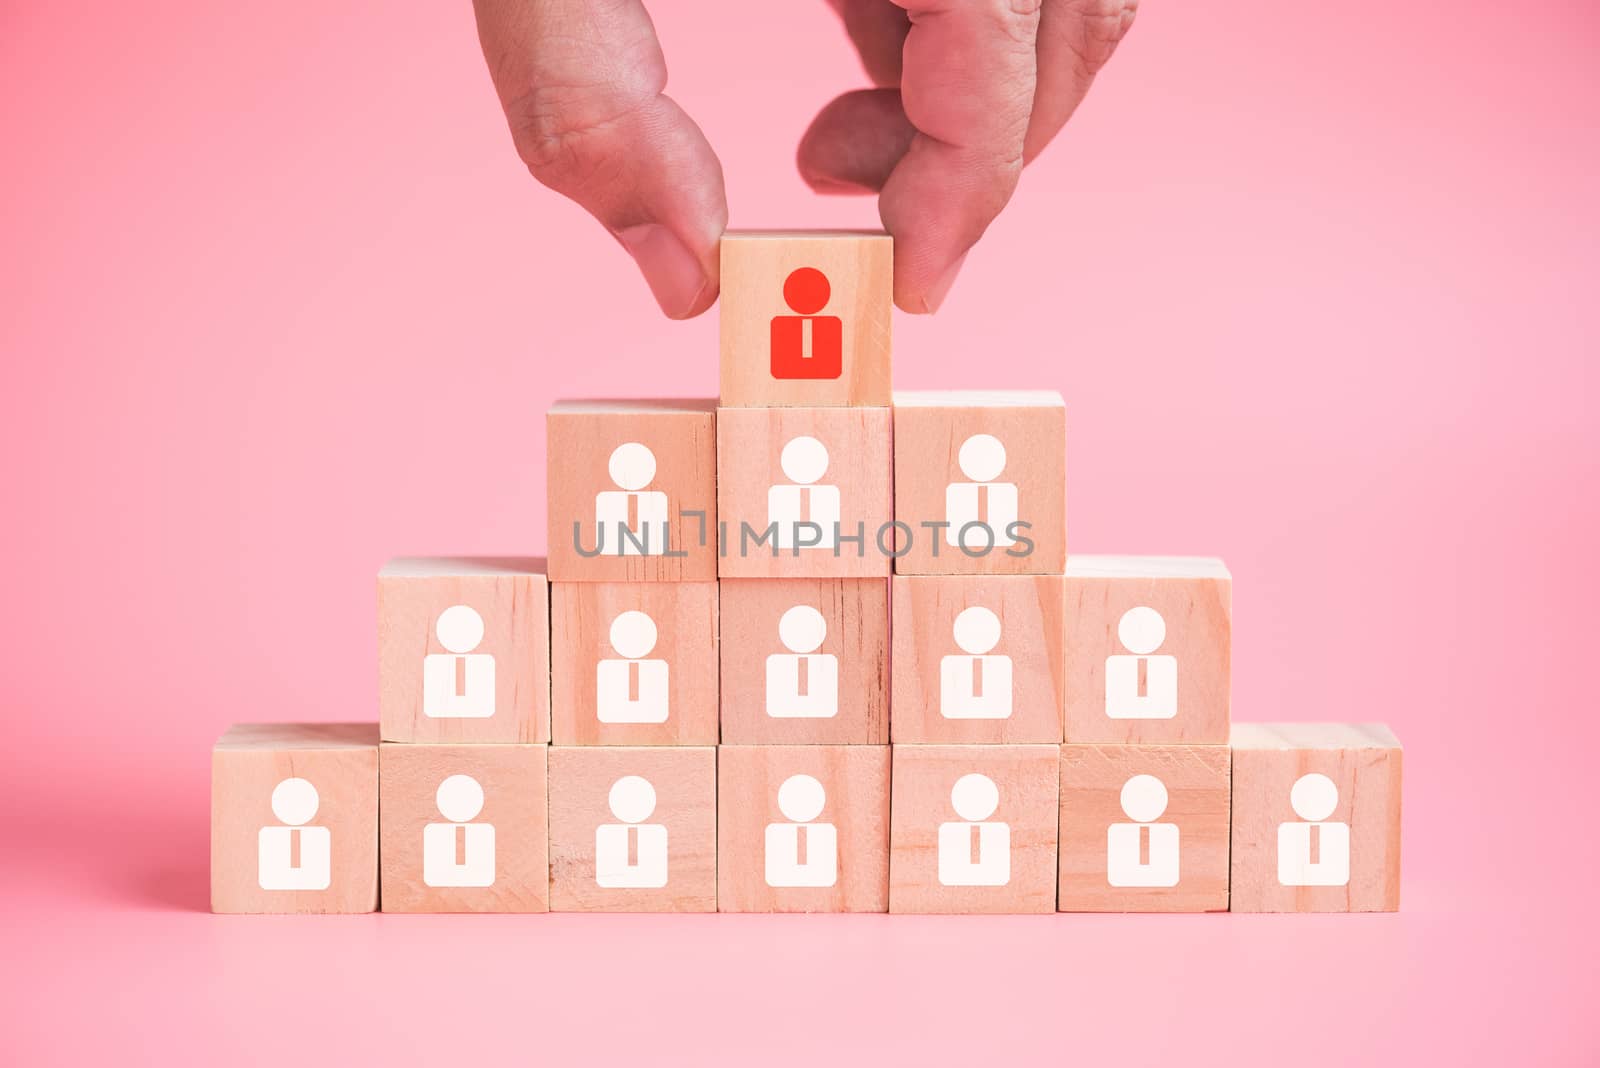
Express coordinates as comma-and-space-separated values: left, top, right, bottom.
770, 267, 843, 380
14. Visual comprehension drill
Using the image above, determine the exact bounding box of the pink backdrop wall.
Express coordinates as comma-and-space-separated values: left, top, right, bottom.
3, 1, 1596, 1064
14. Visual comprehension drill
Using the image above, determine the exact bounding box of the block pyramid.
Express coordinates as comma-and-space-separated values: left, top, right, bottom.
212, 230, 1402, 915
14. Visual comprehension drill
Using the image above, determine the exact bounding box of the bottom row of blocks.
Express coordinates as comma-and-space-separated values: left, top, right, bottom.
213, 724, 1401, 915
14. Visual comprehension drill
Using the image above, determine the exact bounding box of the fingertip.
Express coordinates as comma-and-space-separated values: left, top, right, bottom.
616, 223, 716, 319
797, 89, 914, 196
672, 277, 720, 320
907, 250, 969, 314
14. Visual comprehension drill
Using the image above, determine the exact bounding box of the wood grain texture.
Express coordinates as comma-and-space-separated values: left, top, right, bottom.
211, 723, 378, 914
719, 578, 889, 744
717, 745, 890, 912
377, 557, 549, 744
550, 581, 719, 746
547, 746, 717, 913
719, 231, 892, 408
892, 391, 1066, 575
716, 405, 893, 578
1230, 723, 1402, 913
378, 743, 549, 913
1058, 744, 1230, 912
891, 574, 1065, 743
889, 744, 1060, 914
546, 399, 717, 582
1063, 555, 1231, 745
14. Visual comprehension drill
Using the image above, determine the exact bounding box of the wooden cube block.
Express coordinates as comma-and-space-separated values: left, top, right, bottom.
547, 746, 717, 912
378, 743, 549, 913
550, 581, 719, 746
892, 391, 1066, 575
211, 723, 378, 914
1058, 744, 1231, 912
1230, 723, 1402, 912
719, 231, 892, 408
546, 399, 717, 582
378, 557, 550, 744
716, 406, 893, 579
891, 574, 1065, 744
889, 744, 1060, 914
1063, 556, 1231, 745
717, 745, 890, 912
719, 578, 889, 745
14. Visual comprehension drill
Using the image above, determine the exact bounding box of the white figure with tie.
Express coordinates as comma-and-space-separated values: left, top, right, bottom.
596, 610, 669, 723
939, 606, 1013, 719
594, 442, 669, 556
595, 775, 669, 888
764, 774, 838, 888
768, 436, 840, 550
937, 773, 1010, 887
423, 774, 496, 888
765, 605, 839, 719
1278, 773, 1350, 887
1105, 606, 1178, 720
1106, 774, 1180, 887
945, 433, 1018, 550
423, 604, 495, 719
258, 777, 331, 891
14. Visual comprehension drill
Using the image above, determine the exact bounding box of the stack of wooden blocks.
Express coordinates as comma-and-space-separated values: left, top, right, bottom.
211, 230, 1403, 916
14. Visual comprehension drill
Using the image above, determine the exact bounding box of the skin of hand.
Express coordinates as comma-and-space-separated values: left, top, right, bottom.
472, 0, 1137, 317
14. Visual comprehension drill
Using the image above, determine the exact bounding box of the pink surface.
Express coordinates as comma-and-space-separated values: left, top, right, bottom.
3, 1, 1596, 1064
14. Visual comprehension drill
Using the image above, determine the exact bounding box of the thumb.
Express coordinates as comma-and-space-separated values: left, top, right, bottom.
473, 0, 728, 318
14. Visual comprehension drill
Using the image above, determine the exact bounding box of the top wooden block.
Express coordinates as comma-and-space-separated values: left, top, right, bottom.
212, 722, 379, 914
546, 399, 718, 582
892, 391, 1066, 575
1063, 555, 1231, 745
719, 231, 892, 408
1231, 722, 1401, 752
377, 557, 550, 744
1065, 555, 1231, 580
1230, 723, 1403, 913
216, 722, 379, 751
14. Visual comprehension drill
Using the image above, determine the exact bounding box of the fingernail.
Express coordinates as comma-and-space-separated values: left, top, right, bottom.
805, 175, 876, 196
616, 224, 710, 319
922, 251, 969, 313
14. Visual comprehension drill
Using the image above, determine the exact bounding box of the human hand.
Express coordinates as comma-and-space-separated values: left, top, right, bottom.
472, 0, 1136, 317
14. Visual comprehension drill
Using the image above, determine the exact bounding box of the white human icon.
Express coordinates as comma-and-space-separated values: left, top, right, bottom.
937, 773, 1011, 887
423, 604, 496, 719
1106, 774, 1180, 887
257, 777, 331, 891
945, 433, 1018, 549
767, 436, 841, 550
764, 774, 838, 888
1278, 773, 1351, 887
939, 607, 1013, 719
596, 610, 669, 723
764, 605, 839, 719
423, 774, 496, 888
1105, 606, 1178, 720
594, 442, 670, 556
595, 775, 669, 888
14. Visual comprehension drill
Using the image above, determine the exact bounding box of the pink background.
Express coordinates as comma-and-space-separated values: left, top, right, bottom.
4, 1, 1596, 1064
